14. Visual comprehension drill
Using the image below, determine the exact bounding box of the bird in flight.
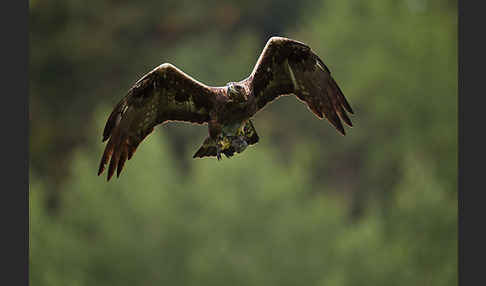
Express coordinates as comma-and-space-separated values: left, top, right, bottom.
98, 36, 354, 181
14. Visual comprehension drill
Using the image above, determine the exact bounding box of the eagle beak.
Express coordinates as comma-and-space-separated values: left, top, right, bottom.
226, 85, 237, 102
228, 85, 236, 96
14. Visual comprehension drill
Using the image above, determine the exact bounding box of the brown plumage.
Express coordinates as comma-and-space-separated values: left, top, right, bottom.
98, 36, 354, 181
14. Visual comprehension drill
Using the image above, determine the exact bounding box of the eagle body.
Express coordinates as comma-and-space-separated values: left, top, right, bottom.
98, 37, 354, 181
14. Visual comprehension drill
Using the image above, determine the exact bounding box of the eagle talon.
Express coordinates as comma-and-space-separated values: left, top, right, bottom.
216, 144, 222, 161
231, 136, 248, 154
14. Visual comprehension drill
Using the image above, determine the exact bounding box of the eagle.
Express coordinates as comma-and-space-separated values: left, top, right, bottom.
98, 36, 354, 181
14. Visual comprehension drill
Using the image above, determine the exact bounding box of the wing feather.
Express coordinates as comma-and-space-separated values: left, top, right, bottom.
247, 37, 354, 135
98, 63, 222, 180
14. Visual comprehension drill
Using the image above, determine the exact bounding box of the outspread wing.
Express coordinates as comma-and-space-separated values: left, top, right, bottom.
247, 37, 354, 135
98, 63, 222, 180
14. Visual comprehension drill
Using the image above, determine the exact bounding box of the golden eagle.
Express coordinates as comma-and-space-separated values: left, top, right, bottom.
98, 37, 354, 181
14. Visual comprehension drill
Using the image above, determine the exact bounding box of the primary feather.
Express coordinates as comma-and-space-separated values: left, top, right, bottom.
98, 63, 223, 180
246, 37, 353, 134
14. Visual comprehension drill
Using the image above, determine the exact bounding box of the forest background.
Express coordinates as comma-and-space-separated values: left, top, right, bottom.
29, 0, 457, 285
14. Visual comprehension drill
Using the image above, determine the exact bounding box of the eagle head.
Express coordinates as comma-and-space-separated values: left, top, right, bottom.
226, 82, 247, 103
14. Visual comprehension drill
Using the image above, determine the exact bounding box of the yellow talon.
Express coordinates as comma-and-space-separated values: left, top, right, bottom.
218, 136, 231, 150
236, 121, 247, 136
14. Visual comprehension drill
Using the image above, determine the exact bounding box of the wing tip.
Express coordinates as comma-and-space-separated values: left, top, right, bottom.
98, 126, 135, 182
330, 77, 354, 115
343, 117, 353, 127
97, 161, 105, 176
335, 120, 346, 136
347, 105, 355, 115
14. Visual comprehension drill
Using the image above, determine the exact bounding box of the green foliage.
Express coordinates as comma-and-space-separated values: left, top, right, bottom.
30, 129, 456, 286
30, 0, 457, 285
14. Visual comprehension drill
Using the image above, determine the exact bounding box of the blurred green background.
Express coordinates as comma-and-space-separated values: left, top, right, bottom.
29, 0, 457, 285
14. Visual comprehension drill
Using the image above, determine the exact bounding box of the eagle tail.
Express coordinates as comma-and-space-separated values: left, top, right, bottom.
192, 137, 236, 159
193, 137, 218, 158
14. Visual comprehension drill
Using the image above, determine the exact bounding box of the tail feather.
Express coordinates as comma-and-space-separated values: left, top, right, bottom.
193, 137, 217, 158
